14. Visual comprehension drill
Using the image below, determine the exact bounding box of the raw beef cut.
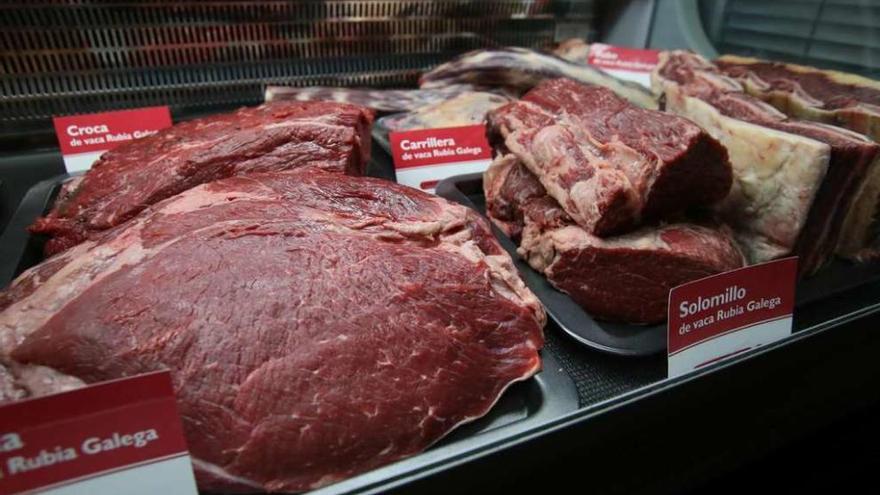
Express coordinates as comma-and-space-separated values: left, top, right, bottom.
487, 78, 732, 236
653, 51, 880, 275
419, 47, 659, 109
1, 170, 544, 492
484, 153, 550, 241
484, 154, 745, 324
715, 55, 880, 261
31, 101, 374, 256
715, 55, 880, 127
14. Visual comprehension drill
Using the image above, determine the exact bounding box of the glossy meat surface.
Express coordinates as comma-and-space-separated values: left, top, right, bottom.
32, 101, 374, 255
2, 170, 544, 492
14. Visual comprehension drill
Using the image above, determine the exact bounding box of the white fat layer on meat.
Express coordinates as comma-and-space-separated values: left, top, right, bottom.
493, 100, 648, 234
716, 54, 880, 261
263, 84, 476, 113
717, 54, 880, 115
519, 223, 672, 274
381, 92, 509, 131
382, 197, 545, 328
261, 115, 348, 130
518, 219, 746, 281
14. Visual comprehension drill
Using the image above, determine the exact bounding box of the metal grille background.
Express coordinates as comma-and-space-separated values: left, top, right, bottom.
704, 0, 878, 78
0, 0, 595, 141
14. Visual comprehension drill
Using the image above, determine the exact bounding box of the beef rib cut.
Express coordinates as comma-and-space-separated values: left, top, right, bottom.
715, 55, 880, 261
653, 51, 879, 275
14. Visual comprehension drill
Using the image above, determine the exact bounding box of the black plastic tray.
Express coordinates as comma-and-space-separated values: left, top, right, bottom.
436, 172, 880, 357
0, 171, 580, 495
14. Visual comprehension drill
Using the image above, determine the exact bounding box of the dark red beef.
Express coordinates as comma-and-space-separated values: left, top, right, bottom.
1, 169, 544, 492
538, 220, 745, 324
716, 59, 880, 110
485, 154, 744, 324
487, 78, 732, 236
30, 101, 374, 256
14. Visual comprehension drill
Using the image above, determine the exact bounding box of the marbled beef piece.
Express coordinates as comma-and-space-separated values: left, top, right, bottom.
419, 47, 658, 109
716, 55, 880, 261
264, 84, 480, 113
484, 155, 744, 324
487, 79, 732, 236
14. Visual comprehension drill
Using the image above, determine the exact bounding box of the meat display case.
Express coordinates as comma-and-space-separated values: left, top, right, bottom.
2, 1, 879, 494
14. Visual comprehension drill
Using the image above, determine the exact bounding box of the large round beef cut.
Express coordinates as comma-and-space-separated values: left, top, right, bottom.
0, 170, 545, 492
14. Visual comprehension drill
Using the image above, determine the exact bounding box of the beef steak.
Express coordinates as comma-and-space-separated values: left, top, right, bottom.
487, 79, 732, 236
1, 170, 544, 492
485, 154, 745, 324
31, 101, 374, 256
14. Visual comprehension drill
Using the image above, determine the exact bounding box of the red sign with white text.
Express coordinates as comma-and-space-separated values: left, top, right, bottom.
53, 107, 172, 172
0, 371, 196, 495
389, 124, 493, 192
390, 125, 491, 168
668, 257, 797, 377
588, 43, 660, 72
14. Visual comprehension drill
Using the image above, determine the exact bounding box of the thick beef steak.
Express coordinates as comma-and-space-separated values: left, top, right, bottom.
31, 101, 374, 256
1, 170, 544, 492
487, 79, 732, 236
485, 155, 745, 324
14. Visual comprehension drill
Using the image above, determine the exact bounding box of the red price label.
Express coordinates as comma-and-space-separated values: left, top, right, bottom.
389, 124, 493, 192
588, 43, 660, 73
668, 257, 797, 376
0, 371, 196, 495
390, 124, 491, 169
53, 107, 172, 156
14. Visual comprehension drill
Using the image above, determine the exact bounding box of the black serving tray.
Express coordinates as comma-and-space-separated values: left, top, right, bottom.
436, 172, 880, 357
0, 170, 579, 494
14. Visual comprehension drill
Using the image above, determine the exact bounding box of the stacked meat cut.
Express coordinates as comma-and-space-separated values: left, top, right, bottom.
485, 78, 745, 324
1, 102, 546, 492
652, 52, 880, 275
